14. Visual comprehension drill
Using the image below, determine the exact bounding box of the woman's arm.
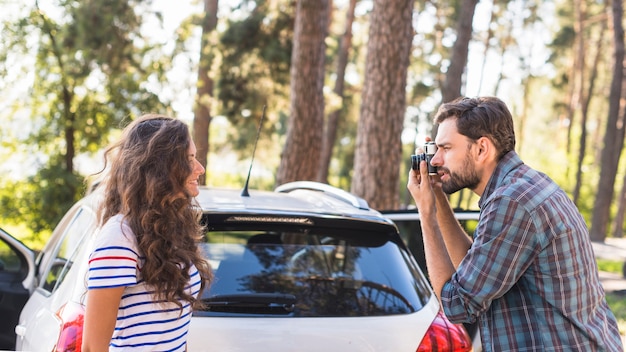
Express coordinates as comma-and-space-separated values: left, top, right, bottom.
82, 286, 125, 352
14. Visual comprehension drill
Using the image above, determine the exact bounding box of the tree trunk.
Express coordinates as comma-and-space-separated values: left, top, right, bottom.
350, 0, 414, 210
441, 0, 479, 103
573, 13, 606, 205
516, 68, 531, 157
317, 0, 357, 183
276, 0, 329, 185
193, 0, 218, 186
37, 3, 76, 174
612, 170, 626, 239
63, 87, 75, 174
564, 0, 585, 173
590, 0, 625, 242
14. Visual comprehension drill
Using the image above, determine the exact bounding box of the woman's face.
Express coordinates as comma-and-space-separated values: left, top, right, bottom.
186, 139, 205, 197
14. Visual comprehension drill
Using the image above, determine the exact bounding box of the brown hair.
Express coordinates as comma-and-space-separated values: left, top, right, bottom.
434, 96, 516, 159
97, 114, 212, 308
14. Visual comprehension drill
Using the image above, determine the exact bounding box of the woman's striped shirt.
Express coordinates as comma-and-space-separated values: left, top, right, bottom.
87, 214, 202, 351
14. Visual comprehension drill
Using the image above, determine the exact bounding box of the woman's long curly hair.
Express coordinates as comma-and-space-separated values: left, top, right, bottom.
96, 114, 213, 309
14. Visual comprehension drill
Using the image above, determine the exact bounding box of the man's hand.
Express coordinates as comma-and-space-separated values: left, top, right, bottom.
407, 152, 455, 300
407, 150, 437, 218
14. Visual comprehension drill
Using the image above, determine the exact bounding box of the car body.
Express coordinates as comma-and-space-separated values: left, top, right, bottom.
382, 208, 482, 352
0, 228, 37, 350
2, 181, 472, 351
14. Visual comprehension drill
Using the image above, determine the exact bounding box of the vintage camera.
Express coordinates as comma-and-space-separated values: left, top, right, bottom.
411, 142, 438, 175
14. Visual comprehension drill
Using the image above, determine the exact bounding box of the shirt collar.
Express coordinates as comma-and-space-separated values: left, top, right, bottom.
478, 150, 523, 209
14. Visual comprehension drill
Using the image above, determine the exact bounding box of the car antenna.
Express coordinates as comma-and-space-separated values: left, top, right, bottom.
241, 105, 266, 197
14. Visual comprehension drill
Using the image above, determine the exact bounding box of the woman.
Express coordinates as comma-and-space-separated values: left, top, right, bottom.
83, 115, 213, 351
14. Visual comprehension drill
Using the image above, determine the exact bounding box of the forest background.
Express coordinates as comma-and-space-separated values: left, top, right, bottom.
1, 0, 625, 250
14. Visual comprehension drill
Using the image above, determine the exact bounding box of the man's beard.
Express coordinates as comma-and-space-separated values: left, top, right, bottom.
440, 155, 480, 194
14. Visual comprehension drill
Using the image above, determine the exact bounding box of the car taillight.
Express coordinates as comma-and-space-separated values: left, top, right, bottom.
54, 302, 85, 352
417, 310, 473, 352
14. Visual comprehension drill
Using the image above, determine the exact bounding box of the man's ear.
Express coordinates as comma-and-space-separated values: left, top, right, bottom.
475, 136, 496, 162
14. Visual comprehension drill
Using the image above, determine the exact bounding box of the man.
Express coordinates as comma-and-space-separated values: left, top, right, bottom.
407, 96, 623, 351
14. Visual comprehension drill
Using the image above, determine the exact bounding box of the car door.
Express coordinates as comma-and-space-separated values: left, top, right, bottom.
0, 228, 36, 351
15, 197, 99, 352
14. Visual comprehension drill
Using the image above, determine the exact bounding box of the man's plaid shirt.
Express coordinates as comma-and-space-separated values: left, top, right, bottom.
441, 151, 623, 351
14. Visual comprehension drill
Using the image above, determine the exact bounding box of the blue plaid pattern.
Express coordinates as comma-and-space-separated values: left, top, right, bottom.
441, 151, 623, 352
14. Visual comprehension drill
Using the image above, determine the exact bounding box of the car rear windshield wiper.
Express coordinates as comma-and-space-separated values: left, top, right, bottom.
200, 293, 296, 314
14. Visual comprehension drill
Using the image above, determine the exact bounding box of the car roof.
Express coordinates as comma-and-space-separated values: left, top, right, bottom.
195, 183, 396, 228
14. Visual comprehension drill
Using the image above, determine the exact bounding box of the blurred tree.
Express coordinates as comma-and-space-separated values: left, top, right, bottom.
276, 0, 329, 185
351, 0, 414, 210
571, 3, 608, 205
509, 1, 542, 157
433, 0, 478, 209
2, 0, 625, 241
440, 0, 479, 104
0, 0, 170, 233
590, 0, 624, 242
217, 1, 294, 155
473, 0, 499, 95
317, 0, 358, 183
193, 0, 219, 186
613, 168, 626, 239
487, 10, 515, 98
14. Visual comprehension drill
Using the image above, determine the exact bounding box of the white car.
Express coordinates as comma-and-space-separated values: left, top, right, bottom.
382, 209, 482, 352
2, 181, 472, 351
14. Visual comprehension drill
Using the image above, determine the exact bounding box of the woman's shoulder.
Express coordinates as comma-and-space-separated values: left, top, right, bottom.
96, 214, 138, 249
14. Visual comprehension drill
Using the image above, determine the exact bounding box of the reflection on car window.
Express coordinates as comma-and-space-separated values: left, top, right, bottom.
197, 228, 431, 318
393, 217, 478, 279
42, 208, 95, 293
0, 236, 23, 273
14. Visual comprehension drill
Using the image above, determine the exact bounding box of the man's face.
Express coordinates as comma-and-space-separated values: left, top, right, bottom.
431, 119, 480, 194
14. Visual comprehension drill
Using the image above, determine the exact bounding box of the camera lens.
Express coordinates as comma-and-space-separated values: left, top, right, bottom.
411, 155, 419, 171
424, 142, 437, 175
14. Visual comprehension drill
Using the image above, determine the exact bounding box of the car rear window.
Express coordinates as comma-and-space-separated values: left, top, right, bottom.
391, 215, 478, 279
196, 226, 432, 318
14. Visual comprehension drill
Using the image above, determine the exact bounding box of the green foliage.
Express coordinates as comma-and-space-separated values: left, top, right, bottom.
27, 163, 85, 232
605, 293, 626, 337
217, 0, 294, 154
597, 259, 625, 275
65, 0, 140, 71
0, 0, 622, 241
548, 25, 575, 61
0, 0, 172, 232
0, 222, 47, 251
0, 161, 83, 243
